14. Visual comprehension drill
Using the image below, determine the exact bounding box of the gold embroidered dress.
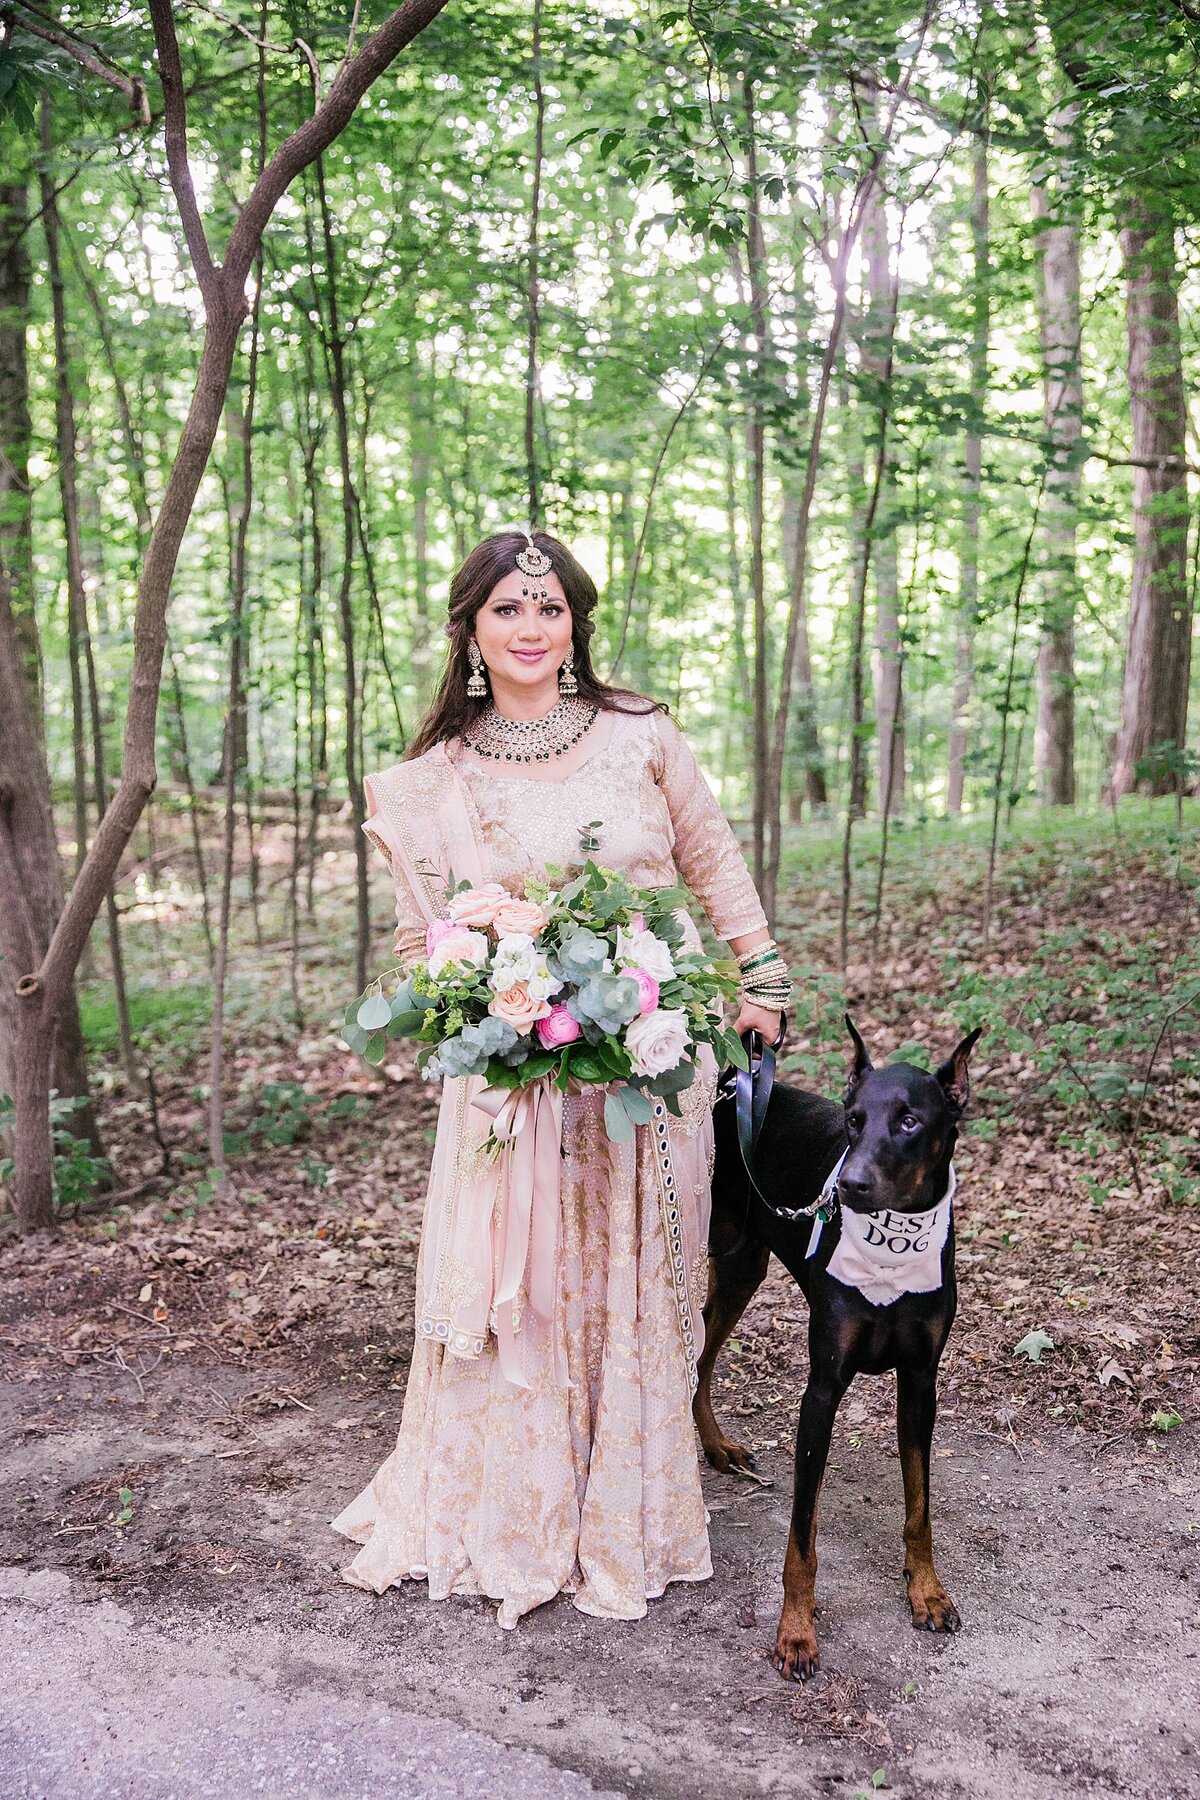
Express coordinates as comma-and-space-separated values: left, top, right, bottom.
330, 704, 768, 1628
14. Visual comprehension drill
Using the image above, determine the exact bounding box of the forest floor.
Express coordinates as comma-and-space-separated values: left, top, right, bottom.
2, 797, 1199, 1798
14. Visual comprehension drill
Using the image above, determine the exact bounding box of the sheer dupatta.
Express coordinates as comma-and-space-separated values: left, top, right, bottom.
362, 745, 565, 1389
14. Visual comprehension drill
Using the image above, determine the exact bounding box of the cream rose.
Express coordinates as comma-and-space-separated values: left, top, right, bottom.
624, 1007, 690, 1078
427, 927, 489, 978
491, 896, 548, 937
488, 982, 553, 1033
616, 923, 675, 983
447, 881, 511, 928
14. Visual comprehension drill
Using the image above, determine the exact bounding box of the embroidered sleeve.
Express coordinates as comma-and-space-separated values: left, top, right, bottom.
363, 773, 428, 973
651, 712, 768, 942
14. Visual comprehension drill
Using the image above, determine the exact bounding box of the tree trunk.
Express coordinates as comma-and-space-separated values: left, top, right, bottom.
208, 332, 260, 1183
1110, 196, 1193, 796
860, 166, 905, 816
1031, 104, 1080, 806
41, 102, 136, 1087
742, 77, 770, 891
313, 150, 369, 994
525, 0, 545, 527
780, 478, 827, 818
4, 0, 451, 1227
948, 139, 989, 815
0, 177, 39, 697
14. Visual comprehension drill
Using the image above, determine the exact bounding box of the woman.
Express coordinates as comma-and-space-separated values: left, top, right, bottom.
331, 527, 793, 1628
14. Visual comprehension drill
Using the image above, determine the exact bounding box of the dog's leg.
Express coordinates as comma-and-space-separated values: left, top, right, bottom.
693, 1230, 770, 1472
896, 1367, 960, 1633
773, 1363, 849, 1681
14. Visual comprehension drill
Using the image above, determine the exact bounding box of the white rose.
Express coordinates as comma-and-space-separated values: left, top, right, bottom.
489, 932, 538, 989
616, 924, 675, 983
427, 928, 489, 978
526, 958, 563, 1004
624, 1007, 690, 1078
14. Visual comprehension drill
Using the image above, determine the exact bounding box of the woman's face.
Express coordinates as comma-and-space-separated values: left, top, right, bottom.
471, 568, 574, 696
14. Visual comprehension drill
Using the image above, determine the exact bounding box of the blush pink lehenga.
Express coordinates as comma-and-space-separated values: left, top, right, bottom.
330, 704, 768, 1628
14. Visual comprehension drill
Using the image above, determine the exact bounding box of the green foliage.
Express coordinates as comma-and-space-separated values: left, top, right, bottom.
222, 1082, 317, 1157
0, 1094, 111, 1213
78, 981, 213, 1058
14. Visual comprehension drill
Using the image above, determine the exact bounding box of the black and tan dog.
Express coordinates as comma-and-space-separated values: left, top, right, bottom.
695, 1017, 982, 1681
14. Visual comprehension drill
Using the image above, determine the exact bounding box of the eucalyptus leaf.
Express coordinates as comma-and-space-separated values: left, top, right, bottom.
619, 1084, 654, 1124
357, 993, 392, 1031
604, 1092, 634, 1143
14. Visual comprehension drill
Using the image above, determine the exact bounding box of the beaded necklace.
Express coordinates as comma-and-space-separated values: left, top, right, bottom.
463, 697, 599, 765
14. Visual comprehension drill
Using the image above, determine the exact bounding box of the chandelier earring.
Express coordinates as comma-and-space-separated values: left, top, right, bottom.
466, 638, 489, 699
558, 644, 578, 696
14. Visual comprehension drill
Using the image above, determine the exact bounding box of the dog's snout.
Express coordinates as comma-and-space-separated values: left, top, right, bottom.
838, 1165, 876, 1207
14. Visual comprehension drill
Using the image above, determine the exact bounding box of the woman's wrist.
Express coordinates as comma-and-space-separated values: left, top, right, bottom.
731, 934, 793, 1009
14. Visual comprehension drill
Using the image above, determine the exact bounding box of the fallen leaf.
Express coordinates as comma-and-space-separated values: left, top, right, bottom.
1013, 1330, 1055, 1364
1098, 1357, 1132, 1389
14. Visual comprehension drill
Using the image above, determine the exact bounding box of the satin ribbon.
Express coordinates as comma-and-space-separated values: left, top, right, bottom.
472, 1076, 568, 1390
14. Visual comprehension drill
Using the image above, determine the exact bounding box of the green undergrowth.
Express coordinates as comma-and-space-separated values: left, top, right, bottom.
78, 978, 214, 1058
769, 797, 1200, 1204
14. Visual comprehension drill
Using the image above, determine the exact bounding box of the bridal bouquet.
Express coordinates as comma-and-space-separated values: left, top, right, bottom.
343, 858, 749, 1143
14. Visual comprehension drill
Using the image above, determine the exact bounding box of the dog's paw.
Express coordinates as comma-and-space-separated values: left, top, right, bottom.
702, 1435, 757, 1475
772, 1618, 820, 1682
908, 1583, 961, 1633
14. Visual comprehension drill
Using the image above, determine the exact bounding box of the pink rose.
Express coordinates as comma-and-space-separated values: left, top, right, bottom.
426, 917, 460, 957
535, 1004, 583, 1050
427, 927, 489, 978
491, 896, 548, 938
447, 881, 511, 928
489, 982, 553, 1033
631, 968, 660, 1015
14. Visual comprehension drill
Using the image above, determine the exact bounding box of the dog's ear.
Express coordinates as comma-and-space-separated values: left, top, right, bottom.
844, 1013, 873, 1095
935, 1026, 983, 1116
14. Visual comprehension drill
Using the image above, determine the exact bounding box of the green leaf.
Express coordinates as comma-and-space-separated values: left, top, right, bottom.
357, 993, 391, 1031
722, 1029, 750, 1071
1151, 1410, 1183, 1433
1012, 1329, 1055, 1364
619, 1084, 654, 1124
363, 1035, 387, 1066
604, 1092, 634, 1143
386, 1010, 425, 1037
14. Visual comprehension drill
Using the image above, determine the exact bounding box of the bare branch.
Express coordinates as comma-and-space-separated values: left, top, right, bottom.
146, 0, 219, 301
184, 0, 295, 55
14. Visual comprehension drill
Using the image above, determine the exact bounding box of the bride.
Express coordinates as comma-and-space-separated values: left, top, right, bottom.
330, 527, 792, 1628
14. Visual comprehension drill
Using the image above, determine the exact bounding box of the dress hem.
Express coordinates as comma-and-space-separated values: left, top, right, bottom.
331, 1530, 713, 1627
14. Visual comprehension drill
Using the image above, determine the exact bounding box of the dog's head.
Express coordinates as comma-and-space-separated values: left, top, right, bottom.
836, 1015, 983, 1214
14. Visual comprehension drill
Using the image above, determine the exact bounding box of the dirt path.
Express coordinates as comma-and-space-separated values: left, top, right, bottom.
2, 1354, 1196, 1799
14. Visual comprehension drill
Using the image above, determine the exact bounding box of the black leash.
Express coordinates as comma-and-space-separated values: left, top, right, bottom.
713, 1011, 840, 1256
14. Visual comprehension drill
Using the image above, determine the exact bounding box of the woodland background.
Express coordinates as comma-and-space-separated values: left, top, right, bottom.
0, 1, 1196, 1273
0, 9, 1197, 1791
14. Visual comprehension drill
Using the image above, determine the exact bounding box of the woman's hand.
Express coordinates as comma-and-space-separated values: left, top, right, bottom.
732, 1002, 784, 1046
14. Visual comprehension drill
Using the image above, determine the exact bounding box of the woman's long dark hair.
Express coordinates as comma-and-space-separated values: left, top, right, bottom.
406, 530, 663, 760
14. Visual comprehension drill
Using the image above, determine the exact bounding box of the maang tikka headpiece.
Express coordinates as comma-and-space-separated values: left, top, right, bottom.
512, 524, 553, 602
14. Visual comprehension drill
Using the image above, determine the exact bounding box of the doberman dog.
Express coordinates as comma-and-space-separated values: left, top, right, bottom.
694, 1016, 982, 1681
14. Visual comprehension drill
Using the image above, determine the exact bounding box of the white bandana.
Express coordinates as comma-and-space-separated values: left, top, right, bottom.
807, 1151, 955, 1308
